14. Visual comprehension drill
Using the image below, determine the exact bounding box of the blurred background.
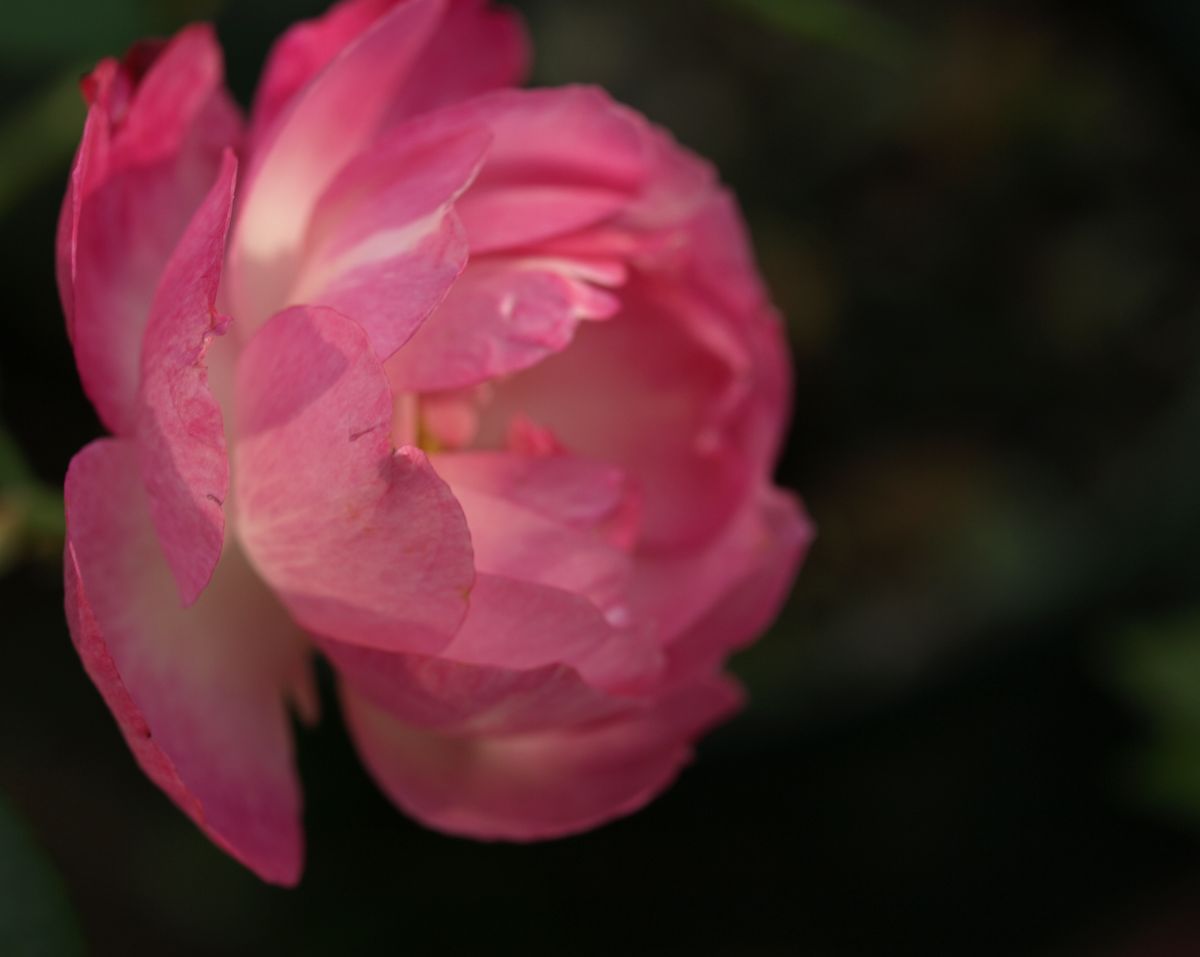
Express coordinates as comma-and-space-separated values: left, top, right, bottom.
3, 0, 1200, 953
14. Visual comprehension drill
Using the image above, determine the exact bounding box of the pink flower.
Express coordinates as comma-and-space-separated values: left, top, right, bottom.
57, 0, 812, 884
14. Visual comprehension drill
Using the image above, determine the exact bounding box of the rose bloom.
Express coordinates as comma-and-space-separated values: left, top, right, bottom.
57, 0, 812, 884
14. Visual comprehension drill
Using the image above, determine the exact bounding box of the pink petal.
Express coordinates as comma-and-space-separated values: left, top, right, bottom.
341, 673, 741, 840
228, 0, 446, 332
383, 0, 529, 123
431, 450, 637, 543
431, 458, 630, 613
321, 583, 637, 736
249, 0, 527, 152
646, 486, 814, 683
322, 453, 659, 726
416, 87, 650, 254
288, 121, 490, 358
136, 150, 237, 606
432, 451, 658, 691
474, 279, 753, 553
688, 193, 794, 467
384, 253, 623, 392
446, 573, 659, 693
57, 25, 242, 435
234, 305, 474, 655
64, 439, 310, 885
248, 0, 395, 150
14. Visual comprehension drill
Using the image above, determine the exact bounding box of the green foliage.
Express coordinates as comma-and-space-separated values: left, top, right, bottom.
0, 427, 64, 575
722, 0, 914, 65
1112, 613, 1200, 820
0, 793, 84, 957
0, 0, 145, 66
0, 0, 224, 68
0, 73, 86, 220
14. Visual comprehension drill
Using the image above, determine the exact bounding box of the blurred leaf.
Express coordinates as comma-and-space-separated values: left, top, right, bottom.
723, 0, 914, 66
0, 427, 35, 486
0, 72, 86, 219
0, 0, 146, 65
1114, 613, 1200, 729
0, 427, 64, 575
0, 0, 229, 67
1111, 612, 1200, 821
0, 793, 85, 957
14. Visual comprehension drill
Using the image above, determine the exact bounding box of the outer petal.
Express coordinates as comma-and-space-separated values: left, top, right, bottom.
383, 0, 529, 123
234, 305, 474, 655
646, 487, 814, 683
57, 25, 242, 435
285, 121, 490, 359
249, 0, 527, 151
321, 586, 638, 736
136, 150, 237, 606
248, 0, 395, 149
442, 574, 658, 693
228, 0, 446, 331
322, 453, 657, 734
688, 193, 793, 467
342, 674, 741, 840
64, 440, 309, 885
384, 254, 623, 392
417, 87, 650, 254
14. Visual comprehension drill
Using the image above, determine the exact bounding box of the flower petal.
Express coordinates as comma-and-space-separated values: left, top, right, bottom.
646, 486, 814, 683
432, 453, 632, 615
321, 589, 634, 736
64, 439, 310, 885
341, 673, 741, 840
444, 574, 658, 693
249, 0, 527, 151
382, 0, 529, 123
384, 253, 623, 392
234, 305, 474, 655
475, 279, 753, 553
228, 0, 446, 331
57, 25, 241, 435
415, 87, 650, 254
135, 150, 237, 606
287, 120, 490, 359
430, 449, 637, 543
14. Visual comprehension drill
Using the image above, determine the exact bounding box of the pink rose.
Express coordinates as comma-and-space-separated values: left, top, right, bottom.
58, 0, 812, 884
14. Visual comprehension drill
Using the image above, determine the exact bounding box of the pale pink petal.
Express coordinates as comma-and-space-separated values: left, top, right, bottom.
228, 0, 446, 332
321, 579, 648, 734
688, 193, 793, 466
430, 450, 637, 544
450, 574, 658, 693
249, 0, 527, 151
234, 305, 474, 655
57, 25, 241, 435
648, 487, 814, 685
383, 0, 529, 123
64, 439, 310, 885
384, 254, 623, 392
324, 639, 624, 737
248, 0, 394, 149
136, 151, 237, 606
288, 121, 490, 358
341, 674, 741, 840
431, 454, 631, 612
412, 87, 649, 254
474, 279, 753, 552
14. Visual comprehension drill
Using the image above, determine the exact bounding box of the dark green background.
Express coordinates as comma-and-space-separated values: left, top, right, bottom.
3, 0, 1200, 953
